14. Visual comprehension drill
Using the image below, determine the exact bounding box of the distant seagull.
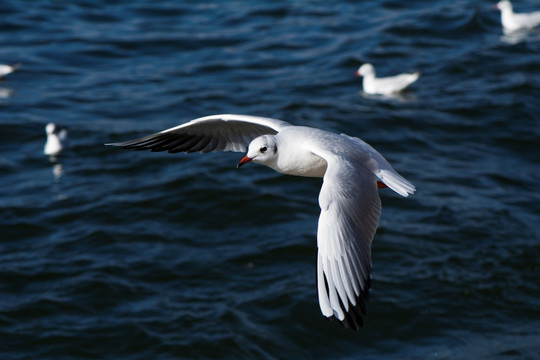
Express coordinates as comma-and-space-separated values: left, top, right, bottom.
108, 114, 415, 330
496, 0, 540, 32
355, 63, 420, 96
44, 123, 69, 156
0, 63, 21, 80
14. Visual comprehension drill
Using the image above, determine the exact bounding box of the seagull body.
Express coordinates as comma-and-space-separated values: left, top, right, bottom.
44, 123, 69, 156
108, 114, 415, 329
496, 0, 540, 32
0, 63, 20, 80
355, 63, 420, 95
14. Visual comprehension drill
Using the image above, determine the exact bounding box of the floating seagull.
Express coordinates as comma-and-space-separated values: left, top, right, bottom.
0, 63, 21, 80
44, 123, 69, 156
355, 63, 420, 96
108, 114, 415, 330
496, 0, 540, 32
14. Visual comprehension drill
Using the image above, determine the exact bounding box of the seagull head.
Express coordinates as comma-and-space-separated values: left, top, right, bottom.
45, 123, 59, 135
355, 63, 375, 77
237, 135, 278, 168
495, 0, 511, 12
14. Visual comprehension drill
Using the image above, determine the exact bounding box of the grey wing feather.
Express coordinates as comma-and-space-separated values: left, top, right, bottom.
107, 114, 291, 154
314, 151, 381, 330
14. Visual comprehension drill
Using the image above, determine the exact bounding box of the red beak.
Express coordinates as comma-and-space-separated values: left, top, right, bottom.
355, 71, 361, 77
237, 155, 252, 168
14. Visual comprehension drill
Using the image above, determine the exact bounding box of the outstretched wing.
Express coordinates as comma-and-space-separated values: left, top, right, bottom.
314, 150, 382, 330
107, 114, 292, 154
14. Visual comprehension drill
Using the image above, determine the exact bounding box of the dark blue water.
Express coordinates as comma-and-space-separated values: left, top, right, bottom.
1, 1, 540, 359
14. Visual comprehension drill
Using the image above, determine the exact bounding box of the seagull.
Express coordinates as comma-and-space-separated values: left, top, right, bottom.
44, 123, 69, 156
496, 0, 540, 32
108, 114, 415, 330
355, 63, 420, 96
0, 63, 21, 80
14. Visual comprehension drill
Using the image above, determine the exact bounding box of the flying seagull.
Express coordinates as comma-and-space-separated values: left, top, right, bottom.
108, 114, 415, 329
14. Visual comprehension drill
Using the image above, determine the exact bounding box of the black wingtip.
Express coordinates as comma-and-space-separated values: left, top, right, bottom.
327, 314, 363, 331
322, 271, 370, 331
339, 297, 366, 331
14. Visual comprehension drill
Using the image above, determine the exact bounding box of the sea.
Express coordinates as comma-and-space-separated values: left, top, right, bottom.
1, 1, 539, 359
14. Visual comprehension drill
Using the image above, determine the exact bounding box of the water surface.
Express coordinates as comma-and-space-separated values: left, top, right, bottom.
1, 1, 540, 359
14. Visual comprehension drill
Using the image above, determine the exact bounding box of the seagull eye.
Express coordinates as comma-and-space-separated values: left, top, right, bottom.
260, 146, 267, 152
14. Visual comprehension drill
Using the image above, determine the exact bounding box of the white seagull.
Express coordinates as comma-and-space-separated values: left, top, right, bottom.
496, 0, 540, 32
355, 63, 420, 96
108, 114, 415, 329
0, 63, 21, 80
44, 123, 69, 156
